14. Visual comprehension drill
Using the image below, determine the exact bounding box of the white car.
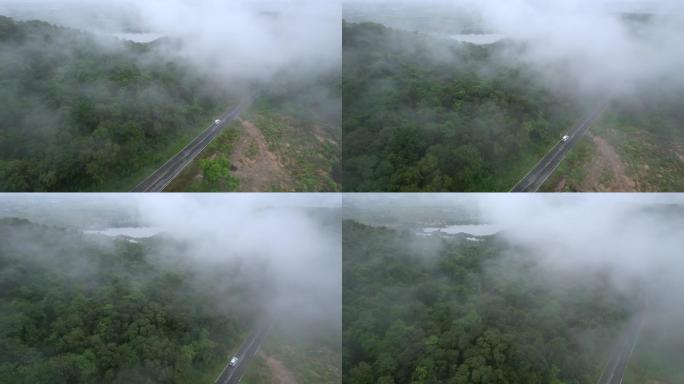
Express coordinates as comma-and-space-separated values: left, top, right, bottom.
214, 119, 222, 125
229, 356, 239, 367
561, 135, 570, 142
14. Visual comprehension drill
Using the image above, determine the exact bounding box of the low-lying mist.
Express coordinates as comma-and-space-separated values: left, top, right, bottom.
345, 0, 684, 98
475, 194, 684, 310
343, 193, 684, 382
0, 0, 341, 192
0, 0, 341, 85
346, 193, 684, 313
137, 194, 342, 334
1, 193, 342, 335
0, 193, 342, 381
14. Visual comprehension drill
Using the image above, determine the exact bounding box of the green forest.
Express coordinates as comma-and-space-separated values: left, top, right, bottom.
342, 22, 578, 191
0, 16, 234, 191
0, 218, 251, 383
342, 221, 631, 384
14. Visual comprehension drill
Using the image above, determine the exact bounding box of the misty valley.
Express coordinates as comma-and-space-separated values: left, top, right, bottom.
0, 218, 246, 382
0, 2, 341, 192
342, 4, 684, 192
0, 196, 342, 384
2, 1, 684, 384
342, 21, 580, 192
343, 222, 629, 383
342, 195, 684, 384
0, 16, 236, 191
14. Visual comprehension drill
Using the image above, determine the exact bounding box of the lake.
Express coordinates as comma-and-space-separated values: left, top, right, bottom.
422, 224, 502, 236
83, 227, 163, 238
110, 32, 164, 43
443, 33, 505, 45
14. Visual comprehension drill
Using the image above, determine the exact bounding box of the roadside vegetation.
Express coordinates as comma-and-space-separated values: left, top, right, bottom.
166, 125, 242, 192
624, 314, 684, 384
169, 75, 341, 192
0, 16, 234, 191
343, 220, 632, 384
543, 87, 684, 191
243, 326, 342, 384
342, 22, 577, 192
250, 101, 340, 192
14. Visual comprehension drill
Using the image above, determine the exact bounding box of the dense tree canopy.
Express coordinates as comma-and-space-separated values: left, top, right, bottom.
0, 16, 233, 191
342, 22, 578, 191
0, 218, 251, 383
343, 221, 630, 384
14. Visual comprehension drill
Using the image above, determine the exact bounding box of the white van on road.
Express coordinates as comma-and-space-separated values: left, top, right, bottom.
229, 356, 239, 367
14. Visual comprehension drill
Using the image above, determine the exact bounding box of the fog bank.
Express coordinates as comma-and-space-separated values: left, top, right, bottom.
0, 193, 342, 333
345, 0, 684, 96
0, 0, 341, 84
345, 193, 684, 312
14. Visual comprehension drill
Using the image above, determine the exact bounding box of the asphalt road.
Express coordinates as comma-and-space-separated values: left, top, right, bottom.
596, 312, 644, 384
215, 320, 272, 384
511, 102, 608, 192
131, 100, 247, 192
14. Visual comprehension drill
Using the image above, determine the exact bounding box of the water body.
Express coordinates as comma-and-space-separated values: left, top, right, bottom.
423, 224, 501, 236
83, 227, 163, 238
445, 33, 505, 45
110, 32, 164, 43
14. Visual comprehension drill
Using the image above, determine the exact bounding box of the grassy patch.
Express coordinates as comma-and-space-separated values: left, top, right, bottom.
542, 104, 684, 191
249, 106, 341, 192
246, 139, 259, 160
258, 331, 342, 384
239, 325, 341, 384
593, 113, 684, 191
169, 101, 340, 192
623, 318, 684, 384
239, 354, 274, 384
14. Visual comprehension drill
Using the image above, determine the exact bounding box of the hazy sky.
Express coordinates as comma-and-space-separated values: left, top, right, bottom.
345, 0, 684, 95
345, 193, 684, 312
135, 193, 342, 329
0, 193, 342, 331
0, 0, 341, 83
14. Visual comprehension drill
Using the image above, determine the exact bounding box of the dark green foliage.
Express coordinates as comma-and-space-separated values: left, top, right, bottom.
0, 218, 246, 383
342, 22, 577, 191
198, 156, 240, 191
342, 221, 629, 384
0, 17, 231, 191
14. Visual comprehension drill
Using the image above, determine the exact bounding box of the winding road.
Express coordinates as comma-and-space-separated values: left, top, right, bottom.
215, 320, 273, 384
511, 102, 608, 192
131, 100, 248, 192
596, 311, 644, 384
